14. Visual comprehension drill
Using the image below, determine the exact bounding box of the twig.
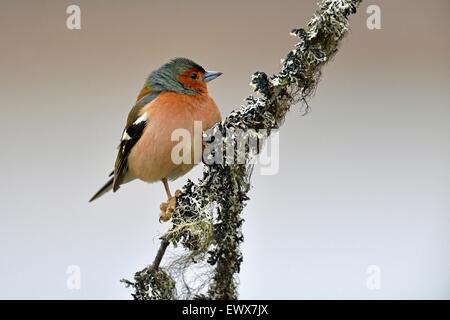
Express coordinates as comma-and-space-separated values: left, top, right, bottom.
151, 237, 170, 271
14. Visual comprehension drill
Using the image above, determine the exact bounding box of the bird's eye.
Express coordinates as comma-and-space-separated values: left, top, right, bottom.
190, 73, 198, 80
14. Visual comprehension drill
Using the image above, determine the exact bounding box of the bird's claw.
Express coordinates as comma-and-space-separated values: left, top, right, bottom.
159, 189, 182, 222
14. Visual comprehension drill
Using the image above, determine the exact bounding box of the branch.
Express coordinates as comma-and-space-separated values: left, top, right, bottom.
152, 237, 169, 271
123, 0, 363, 300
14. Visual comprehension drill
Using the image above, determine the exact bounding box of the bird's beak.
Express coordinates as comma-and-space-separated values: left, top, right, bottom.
204, 70, 222, 83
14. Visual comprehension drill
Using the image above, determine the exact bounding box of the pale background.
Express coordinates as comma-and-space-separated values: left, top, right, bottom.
0, 0, 449, 299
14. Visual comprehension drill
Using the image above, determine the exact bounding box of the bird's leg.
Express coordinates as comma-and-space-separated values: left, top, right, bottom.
162, 177, 172, 199
159, 178, 181, 222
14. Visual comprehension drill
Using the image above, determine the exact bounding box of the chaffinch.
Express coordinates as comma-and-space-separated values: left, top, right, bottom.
90, 58, 222, 221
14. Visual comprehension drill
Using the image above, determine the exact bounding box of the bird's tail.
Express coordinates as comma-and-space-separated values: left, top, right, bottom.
89, 177, 114, 202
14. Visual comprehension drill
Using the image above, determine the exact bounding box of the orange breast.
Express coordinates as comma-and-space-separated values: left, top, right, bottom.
127, 91, 221, 182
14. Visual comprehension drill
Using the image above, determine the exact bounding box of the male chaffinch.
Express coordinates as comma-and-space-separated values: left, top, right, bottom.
90, 58, 222, 221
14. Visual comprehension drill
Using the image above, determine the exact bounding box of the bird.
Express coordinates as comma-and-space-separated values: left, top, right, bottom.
89, 58, 222, 221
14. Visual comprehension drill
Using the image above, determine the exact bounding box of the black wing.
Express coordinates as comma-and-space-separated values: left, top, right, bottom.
112, 112, 148, 191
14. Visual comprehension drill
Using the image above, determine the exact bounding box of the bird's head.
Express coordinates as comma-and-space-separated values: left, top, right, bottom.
147, 58, 222, 95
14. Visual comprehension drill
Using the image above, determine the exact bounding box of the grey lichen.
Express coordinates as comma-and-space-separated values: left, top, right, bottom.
123, 0, 362, 300
121, 267, 176, 300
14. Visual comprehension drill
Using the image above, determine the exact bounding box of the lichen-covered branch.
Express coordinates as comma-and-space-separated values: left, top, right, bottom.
122, 0, 362, 300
